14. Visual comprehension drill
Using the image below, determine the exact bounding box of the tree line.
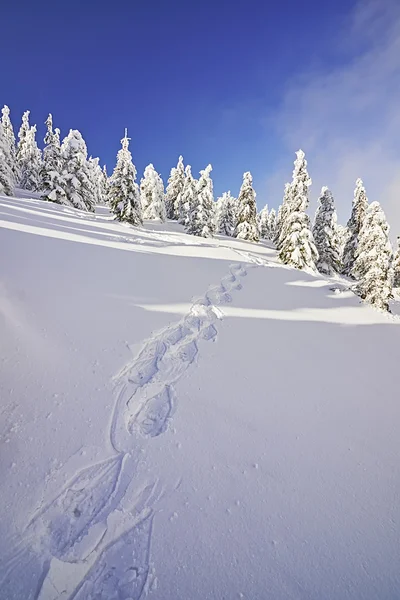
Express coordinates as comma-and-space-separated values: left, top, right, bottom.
1, 107, 399, 312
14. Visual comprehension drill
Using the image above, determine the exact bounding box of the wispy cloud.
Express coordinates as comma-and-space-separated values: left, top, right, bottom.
265, 0, 400, 234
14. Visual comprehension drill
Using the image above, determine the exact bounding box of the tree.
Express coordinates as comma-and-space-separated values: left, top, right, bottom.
186, 164, 215, 237
140, 164, 166, 221
233, 172, 259, 242
165, 155, 185, 220
278, 150, 318, 270
0, 122, 14, 196
17, 111, 42, 191
342, 178, 368, 277
393, 238, 400, 288
312, 187, 341, 275
107, 130, 142, 225
274, 183, 290, 245
217, 191, 237, 236
180, 165, 197, 228
61, 129, 94, 212
1, 105, 18, 181
354, 202, 393, 311
41, 114, 67, 205
258, 204, 269, 239
268, 208, 276, 240
87, 156, 107, 205
101, 165, 109, 203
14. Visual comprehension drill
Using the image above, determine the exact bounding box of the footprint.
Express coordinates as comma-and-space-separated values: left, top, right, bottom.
135, 386, 173, 438
71, 513, 153, 600
127, 340, 166, 386
29, 455, 123, 560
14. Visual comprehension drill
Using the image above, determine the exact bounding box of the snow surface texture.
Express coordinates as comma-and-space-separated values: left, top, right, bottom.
1, 193, 400, 599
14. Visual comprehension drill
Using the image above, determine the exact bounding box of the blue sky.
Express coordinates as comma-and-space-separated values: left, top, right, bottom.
2, 0, 399, 229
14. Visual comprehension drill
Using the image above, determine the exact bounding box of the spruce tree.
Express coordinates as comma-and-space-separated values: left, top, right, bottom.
17, 111, 42, 191
278, 150, 318, 270
107, 130, 142, 225
268, 208, 276, 240
166, 155, 185, 219
217, 191, 237, 236
393, 238, 400, 288
180, 165, 197, 228
258, 204, 269, 239
140, 164, 166, 221
186, 164, 215, 237
312, 187, 341, 275
41, 114, 67, 205
342, 178, 369, 277
61, 129, 94, 212
354, 202, 393, 311
274, 183, 290, 245
101, 165, 109, 203
0, 122, 14, 196
233, 171, 259, 242
1, 105, 18, 181
87, 156, 107, 205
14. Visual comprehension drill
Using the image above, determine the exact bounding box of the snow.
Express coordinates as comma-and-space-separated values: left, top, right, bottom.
1, 193, 400, 599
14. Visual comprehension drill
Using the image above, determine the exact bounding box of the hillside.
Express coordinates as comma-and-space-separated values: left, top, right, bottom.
1, 194, 399, 600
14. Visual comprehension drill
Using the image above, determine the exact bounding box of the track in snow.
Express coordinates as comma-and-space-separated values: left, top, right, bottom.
1, 259, 254, 600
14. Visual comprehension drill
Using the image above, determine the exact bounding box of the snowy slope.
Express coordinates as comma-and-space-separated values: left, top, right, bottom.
1, 194, 400, 600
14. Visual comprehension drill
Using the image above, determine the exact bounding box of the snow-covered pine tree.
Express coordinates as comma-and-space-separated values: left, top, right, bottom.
268, 208, 276, 240
87, 157, 107, 205
336, 223, 348, 264
186, 164, 215, 237
165, 155, 185, 220
107, 130, 142, 225
393, 238, 400, 288
278, 150, 318, 270
312, 187, 341, 275
274, 183, 291, 245
353, 201, 393, 311
217, 191, 237, 236
17, 111, 42, 191
101, 165, 109, 203
342, 178, 369, 277
1, 105, 18, 181
61, 129, 94, 212
180, 165, 197, 228
258, 204, 269, 239
233, 171, 259, 242
41, 114, 67, 205
140, 164, 166, 221
0, 122, 14, 195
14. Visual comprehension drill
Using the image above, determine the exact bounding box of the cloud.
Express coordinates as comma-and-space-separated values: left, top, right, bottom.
266, 0, 400, 236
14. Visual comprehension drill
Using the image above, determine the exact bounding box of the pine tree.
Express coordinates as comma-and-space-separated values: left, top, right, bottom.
140, 164, 166, 221
101, 165, 109, 203
0, 122, 14, 196
217, 191, 237, 236
233, 171, 259, 242
165, 155, 185, 220
41, 114, 67, 205
312, 187, 341, 275
61, 129, 94, 212
180, 165, 197, 228
258, 204, 269, 239
1, 105, 18, 181
274, 183, 291, 245
342, 178, 369, 277
87, 156, 107, 205
107, 130, 142, 225
268, 208, 276, 240
336, 223, 348, 263
186, 164, 215, 237
278, 150, 318, 270
17, 111, 42, 191
393, 238, 400, 288
354, 202, 393, 311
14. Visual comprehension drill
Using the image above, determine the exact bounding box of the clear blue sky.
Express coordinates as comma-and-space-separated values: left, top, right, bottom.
2, 0, 357, 206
